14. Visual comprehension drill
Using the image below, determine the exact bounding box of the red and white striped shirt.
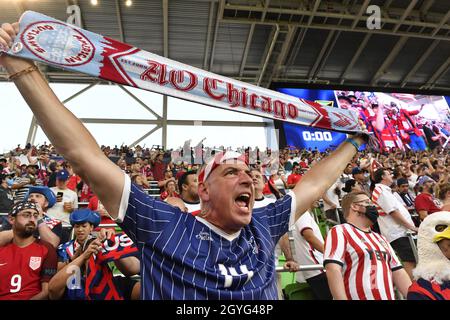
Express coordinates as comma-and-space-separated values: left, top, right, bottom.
324, 223, 403, 300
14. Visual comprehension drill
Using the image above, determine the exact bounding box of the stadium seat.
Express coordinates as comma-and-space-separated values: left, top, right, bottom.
283, 282, 315, 300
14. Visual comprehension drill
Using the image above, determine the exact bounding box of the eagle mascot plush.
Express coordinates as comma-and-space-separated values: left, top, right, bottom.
407, 211, 450, 300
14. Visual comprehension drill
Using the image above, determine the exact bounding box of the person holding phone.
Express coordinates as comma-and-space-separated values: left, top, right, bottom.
46, 170, 78, 242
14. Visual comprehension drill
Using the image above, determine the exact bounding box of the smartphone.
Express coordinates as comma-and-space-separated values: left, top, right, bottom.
57, 192, 63, 202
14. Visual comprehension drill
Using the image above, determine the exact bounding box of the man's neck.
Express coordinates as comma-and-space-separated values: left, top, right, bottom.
254, 191, 264, 200
346, 216, 371, 232
182, 194, 199, 203
13, 235, 35, 248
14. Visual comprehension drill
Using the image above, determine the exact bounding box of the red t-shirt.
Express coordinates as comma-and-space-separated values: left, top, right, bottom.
67, 175, 82, 191
287, 173, 302, 186
152, 161, 166, 182
415, 193, 442, 214
0, 239, 57, 300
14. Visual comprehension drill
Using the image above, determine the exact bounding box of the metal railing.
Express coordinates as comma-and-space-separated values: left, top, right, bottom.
406, 231, 419, 263
276, 264, 324, 273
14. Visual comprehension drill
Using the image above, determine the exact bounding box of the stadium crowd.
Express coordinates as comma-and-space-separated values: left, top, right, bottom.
0, 140, 449, 300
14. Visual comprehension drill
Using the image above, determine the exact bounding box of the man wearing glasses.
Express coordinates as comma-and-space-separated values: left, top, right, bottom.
0, 202, 57, 300
324, 192, 412, 300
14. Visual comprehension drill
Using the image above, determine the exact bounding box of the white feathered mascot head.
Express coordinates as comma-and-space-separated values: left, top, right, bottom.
413, 211, 450, 284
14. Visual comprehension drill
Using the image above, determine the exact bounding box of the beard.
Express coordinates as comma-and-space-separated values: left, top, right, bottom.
16, 223, 36, 238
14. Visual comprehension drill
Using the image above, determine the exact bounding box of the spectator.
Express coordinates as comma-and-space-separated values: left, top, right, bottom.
50, 209, 140, 300
0, 202, 57, 300
177, 170, 200, 212
0, 174, 14, 216
269, 169, 287, 195
286, 165, 303, 189
372, 168, 418, 278
0, 186, 62, 249
395, 177, 420, 227
160, 180, 180, 201
292, 208, 332, 300
415, 176, 442, 221
341, 179, 361, 194
436, 183, 450, 211
324, 192, 411, 300
151, 152, 166, 182
64, 162, 82, 192
87, 195, 116, 229
47, 170, 78, 226
251, 168, 298, 299
322, 178, 343, 223
407, 212, 450, 300
395, 178, 415, 211
46, 161, 62, 188
351, 167, 371, 196
11, 164, 43, 203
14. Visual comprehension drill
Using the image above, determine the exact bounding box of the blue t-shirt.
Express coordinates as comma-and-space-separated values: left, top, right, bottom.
117, 181, 295, 300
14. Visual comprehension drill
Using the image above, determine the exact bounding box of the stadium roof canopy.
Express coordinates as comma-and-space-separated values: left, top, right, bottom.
1, 0, 450, 94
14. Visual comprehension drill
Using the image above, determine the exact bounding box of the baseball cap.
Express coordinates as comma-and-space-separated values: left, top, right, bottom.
26, 186, 57, 208
56, 170, 69, 181
198, 151, 247, 184
351, 167, 363, 175
396, 178, 409, 186
417, 175, 435, 186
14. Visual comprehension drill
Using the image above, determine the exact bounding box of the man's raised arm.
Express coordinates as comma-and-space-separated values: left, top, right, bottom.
0, 22, 124, 219
291, 135, 365, 222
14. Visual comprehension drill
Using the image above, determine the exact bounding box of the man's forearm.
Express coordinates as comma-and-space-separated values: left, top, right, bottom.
392, 269, 412, 297
30, 283, 48, 300
0, 230, 13, 246
38, 225, 60, 248
390, 210, 415, 230
278, 233, 294, 261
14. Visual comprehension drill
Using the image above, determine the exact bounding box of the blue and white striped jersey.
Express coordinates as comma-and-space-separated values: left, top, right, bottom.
116, 176, 296, 300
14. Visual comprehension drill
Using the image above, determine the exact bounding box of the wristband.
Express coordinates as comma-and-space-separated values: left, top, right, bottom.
8, 65, 39, 81
345, 138, 361, 152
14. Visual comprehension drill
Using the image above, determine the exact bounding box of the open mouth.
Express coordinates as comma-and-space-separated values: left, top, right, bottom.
235, 193, 251, 211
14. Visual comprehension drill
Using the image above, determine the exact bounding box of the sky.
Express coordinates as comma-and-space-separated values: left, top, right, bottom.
1, 82, 274, 153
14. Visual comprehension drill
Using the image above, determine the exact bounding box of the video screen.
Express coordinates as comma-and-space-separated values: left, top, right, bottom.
276, 88, 450, 152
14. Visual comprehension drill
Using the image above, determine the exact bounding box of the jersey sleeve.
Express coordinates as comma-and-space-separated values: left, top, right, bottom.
41, 241, 58, 283
252, 192, 296, 244
115, 174, 180, 244
374, 189, 398, 214
323, 226, 347, 267
295, 212, 313, 236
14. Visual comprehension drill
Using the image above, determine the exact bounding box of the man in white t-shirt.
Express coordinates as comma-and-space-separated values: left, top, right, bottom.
322, 178, 343, 224
47, 170, 78, 228
371, 168, 418, 279
292, 210, 332, 299
177, 170, 201, 212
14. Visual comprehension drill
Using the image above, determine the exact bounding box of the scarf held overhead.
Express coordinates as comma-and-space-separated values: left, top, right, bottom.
2, 11, 362, 133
